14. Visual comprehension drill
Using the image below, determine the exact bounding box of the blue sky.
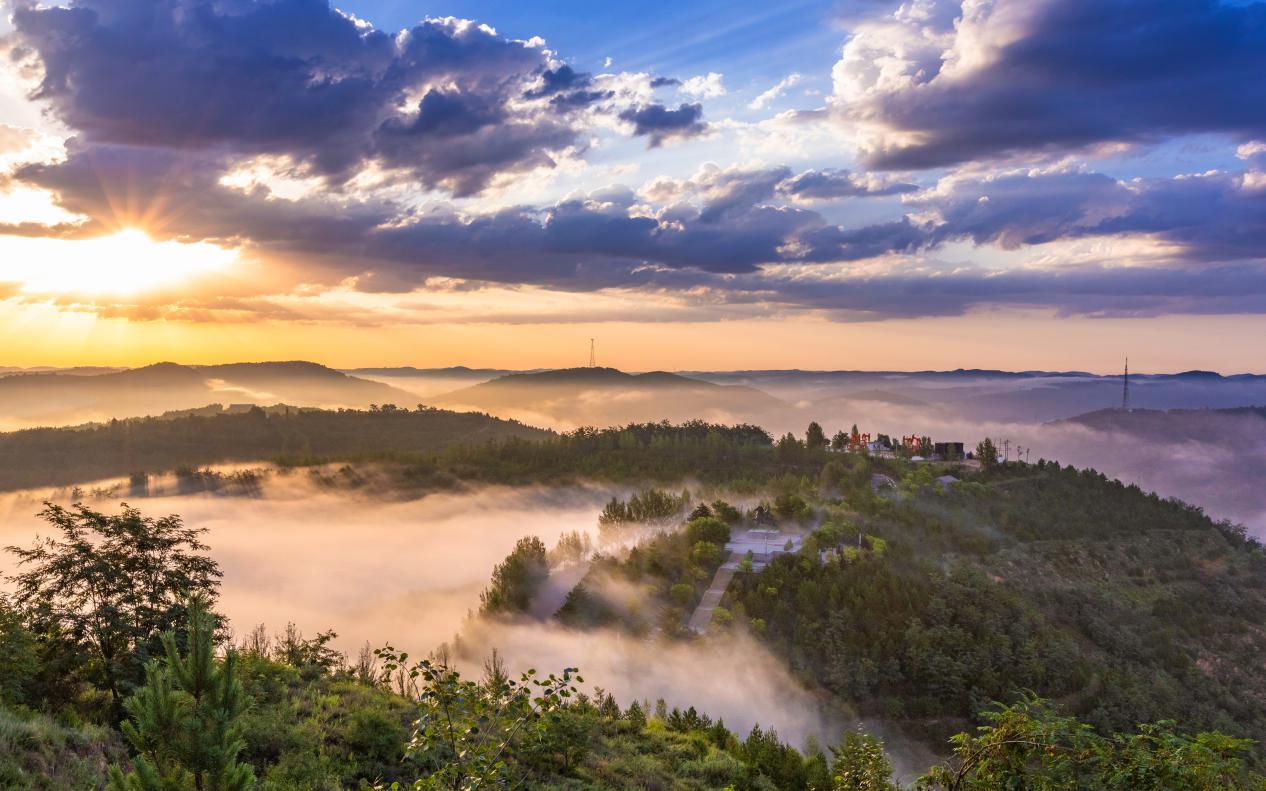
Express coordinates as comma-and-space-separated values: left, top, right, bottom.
339, 0, 847, 84
1, 0, 1265, 371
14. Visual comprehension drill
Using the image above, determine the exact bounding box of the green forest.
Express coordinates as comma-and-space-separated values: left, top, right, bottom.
0, 404, 551, 491
3, 420, 1266, 788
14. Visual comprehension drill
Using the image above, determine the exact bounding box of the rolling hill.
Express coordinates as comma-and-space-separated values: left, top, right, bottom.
0, 361, 415, 429
428, 367, 785, 429
0, 404, 553, 491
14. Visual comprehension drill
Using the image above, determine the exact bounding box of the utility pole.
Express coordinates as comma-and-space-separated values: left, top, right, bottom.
1002, 438, 1010, 462
1122, 357, 1131, 411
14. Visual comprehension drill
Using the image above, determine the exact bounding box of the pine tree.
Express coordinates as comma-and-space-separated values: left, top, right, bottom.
805, 421, 828, 450
108, 596, 254, 791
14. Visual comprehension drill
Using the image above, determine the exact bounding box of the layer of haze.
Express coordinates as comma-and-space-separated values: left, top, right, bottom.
0, 472, 908, 760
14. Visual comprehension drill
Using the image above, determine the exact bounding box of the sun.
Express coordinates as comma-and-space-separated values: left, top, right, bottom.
4, 229, 237, 297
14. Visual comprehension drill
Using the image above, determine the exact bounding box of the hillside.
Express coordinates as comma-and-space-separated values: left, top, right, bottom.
495, 447, 1266, 763
0, 361, 415, 429
1062, 404, 1266, 439
0, 405, 553, 491
430, 367, 785, 429
689, 369, 1266, 423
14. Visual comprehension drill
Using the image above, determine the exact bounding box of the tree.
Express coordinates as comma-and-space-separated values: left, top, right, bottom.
831, 430, 849, 451
108, 596, 254, 791
832, 730, 900, 790
375, 648, 579, 790
479, 537, 549, 615
685, 516, 731, 546
776, 432, 804, 463
806, 422, 828, 450
918, 697, 1263, 790
0, 597, 38, 705
975, 438, 999, 472
6, 502, 221, 717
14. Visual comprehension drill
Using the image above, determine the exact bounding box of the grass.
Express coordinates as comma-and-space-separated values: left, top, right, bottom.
0, 705, 123, 790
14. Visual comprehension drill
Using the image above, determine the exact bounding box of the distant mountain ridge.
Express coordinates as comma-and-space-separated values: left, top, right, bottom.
429, 367, 784, 429
0, 361, 415, 430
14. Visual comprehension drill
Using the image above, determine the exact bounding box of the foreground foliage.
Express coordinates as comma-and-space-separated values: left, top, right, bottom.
108, 597, 254, 790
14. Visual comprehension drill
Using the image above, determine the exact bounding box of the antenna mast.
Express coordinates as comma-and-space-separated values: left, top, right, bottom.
588, 338, 596, 368
1122, 357, 1130, 411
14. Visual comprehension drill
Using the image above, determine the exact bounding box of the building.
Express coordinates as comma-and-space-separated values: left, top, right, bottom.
726, 529, 804, 564
934, 441, 965, 459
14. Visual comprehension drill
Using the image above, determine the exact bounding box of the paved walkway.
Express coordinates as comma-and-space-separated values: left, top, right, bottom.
686, 553, 742, 634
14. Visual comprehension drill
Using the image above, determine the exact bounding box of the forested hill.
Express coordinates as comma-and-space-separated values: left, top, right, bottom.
0, 405, 553, 491
1061, 404, 1266, 438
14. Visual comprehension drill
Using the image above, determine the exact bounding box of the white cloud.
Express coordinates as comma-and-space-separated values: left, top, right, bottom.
681, 72, 726, 99
749, 73, 802, 110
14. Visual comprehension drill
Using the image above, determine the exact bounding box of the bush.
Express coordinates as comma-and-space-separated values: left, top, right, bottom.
685, 516, 731, 547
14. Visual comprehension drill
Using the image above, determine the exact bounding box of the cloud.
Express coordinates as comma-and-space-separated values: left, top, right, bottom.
832, 0, 1266, 169
748, 73, 801, 110
5, 1, 693, 197
619, 103, 709, 147
680, 72, 726, 99
914, 168, 1266, 262
779, 168, 917, 200
14, 133, 1266, 322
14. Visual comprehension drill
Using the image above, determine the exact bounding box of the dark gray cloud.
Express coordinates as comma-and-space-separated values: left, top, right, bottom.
738, 263, 1266, 320
619, 103, 708, 147
649, 77, 681, 88
6, 0, 673, 195
523, 65, 614, 110
5, 1, 1265, 324
916, 169, 1266, 262
839, 0, 1266, 169
15, 136, 1266, 320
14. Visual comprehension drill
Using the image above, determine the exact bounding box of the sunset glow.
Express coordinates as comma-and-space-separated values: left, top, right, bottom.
5, 229, 236, 297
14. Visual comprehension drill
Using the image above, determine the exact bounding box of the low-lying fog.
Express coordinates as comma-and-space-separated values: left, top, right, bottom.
0, 476, 612, 657
0, 472, 929, 765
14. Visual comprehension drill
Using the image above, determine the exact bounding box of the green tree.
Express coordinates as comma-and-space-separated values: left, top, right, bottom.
6, 502, 221, 717
918, 697, 1263, 791
0, 597, 38, 705
776, 432, 804, 463
108, 596, 254, 791
831, 430, 849, 451
975, 438, 999, 472
832, 730, 900, 790
375, 648, 579, 790
685, 516, 731, 546
806, 422, 828, 450
479, 537, 549, 615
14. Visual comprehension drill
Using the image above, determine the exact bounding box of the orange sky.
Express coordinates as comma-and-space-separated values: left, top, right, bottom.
2, 299, 1261, 374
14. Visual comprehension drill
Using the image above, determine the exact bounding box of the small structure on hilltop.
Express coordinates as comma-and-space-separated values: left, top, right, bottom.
726, 529, 804, 566
934, 441, 965, 460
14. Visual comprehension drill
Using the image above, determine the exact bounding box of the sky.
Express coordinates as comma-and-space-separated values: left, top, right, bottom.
1, 0, 1265, 372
